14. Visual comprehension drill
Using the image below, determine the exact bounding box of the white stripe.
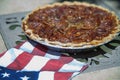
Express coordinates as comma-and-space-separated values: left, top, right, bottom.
22, 56, 50, 71
0, 48, 23, 67
59, 59, 85, 72
38, 71, 54, 80
19, 41, 35, 53
44, 50, 61, 59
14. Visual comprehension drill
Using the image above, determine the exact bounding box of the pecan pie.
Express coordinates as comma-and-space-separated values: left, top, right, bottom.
22, 2, 120, 48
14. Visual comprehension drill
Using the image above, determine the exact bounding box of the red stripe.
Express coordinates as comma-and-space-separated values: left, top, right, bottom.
41, 56, 73, 71
54, 72, 73, 80
80, 65, 88, 72
7, 52, 33, 70
0, 51, 6, 57
32, 44, 48, 56
60, 55, 73, 63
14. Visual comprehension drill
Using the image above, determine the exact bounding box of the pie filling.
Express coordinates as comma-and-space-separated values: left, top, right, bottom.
22, 2, 120, 47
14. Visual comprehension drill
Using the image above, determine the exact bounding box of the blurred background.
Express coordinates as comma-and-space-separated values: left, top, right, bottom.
0, 0, 120, 17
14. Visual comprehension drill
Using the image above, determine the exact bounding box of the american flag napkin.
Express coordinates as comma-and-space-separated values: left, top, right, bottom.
0, 41, 88, 80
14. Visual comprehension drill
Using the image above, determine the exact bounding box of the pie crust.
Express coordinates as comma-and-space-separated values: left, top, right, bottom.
22, 2, 120, 48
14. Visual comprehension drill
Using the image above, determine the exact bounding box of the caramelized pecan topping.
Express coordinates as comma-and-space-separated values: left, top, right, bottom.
26, 4, 117, 43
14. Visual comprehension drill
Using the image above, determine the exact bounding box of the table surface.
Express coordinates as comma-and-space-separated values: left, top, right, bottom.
0, 0, 120, 80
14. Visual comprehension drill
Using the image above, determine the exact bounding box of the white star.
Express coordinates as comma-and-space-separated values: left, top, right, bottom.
20, 75, 30, 80
16, 70, 21, 73
1, 72, 10, 78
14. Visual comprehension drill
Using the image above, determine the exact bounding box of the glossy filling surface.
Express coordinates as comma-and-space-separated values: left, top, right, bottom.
25, 4, 117, 44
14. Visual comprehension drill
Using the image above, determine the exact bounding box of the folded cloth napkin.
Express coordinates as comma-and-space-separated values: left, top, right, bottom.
0, 41, 88, 80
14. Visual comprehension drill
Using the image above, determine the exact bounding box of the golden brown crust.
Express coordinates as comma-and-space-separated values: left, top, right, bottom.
22, 1, 120, 48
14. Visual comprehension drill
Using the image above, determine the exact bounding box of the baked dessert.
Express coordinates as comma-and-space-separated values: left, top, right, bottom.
22, 2, 120, 48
